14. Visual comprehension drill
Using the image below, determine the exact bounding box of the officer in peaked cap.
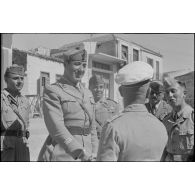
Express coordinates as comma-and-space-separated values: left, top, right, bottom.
1, 64, 30, 161
161, 76, 194, 161
97, 61, 168, 161
145, 80, 172, 121
89, 74, 119, 139
38, 48, 98, 161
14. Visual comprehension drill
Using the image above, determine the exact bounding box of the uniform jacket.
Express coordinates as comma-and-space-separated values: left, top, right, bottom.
145, 100, 172, 121
1, 89, 30, 161
95, 98, 119, 138
39, 77, 98, 161
163, 104, 194, 160
97, 104, 168, 161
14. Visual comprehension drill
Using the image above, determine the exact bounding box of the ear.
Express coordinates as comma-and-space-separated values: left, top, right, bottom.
119, 86, 124, 97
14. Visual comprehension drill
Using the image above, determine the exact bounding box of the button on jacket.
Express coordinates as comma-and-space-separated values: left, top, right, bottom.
97, 104, 168, 161
1, 89, 30, 161
39, 78, 98, 161
163, 104, 194, 161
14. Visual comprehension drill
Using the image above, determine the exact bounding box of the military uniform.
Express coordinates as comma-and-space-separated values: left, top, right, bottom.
95, 98, 119, 139
97, 61, 168, 161
38, 77, 98, 161
145, 100, 172, 121
162, 104, 194, 161
97, 104, 168, 161
1, 89, 30, 161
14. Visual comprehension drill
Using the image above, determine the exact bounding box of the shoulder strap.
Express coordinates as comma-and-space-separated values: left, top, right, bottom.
2, 90, 27, 130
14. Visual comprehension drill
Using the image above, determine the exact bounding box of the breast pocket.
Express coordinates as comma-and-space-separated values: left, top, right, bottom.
61, 98, 80, 115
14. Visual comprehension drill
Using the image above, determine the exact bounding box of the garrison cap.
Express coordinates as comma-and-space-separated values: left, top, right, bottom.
89, 74, 104, 87
150, 80, 164, 93
163, 76, 186, 89
115, 61, 153, 85
5, 64, 25, 76
63, 49, 87, 62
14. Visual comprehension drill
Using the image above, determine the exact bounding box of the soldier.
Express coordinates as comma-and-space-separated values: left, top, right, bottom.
1, 65, 30, 161
38, 48, 98, 161
145, 80, 172, 121
89, 74, 119, 139
97, 61, 168, 161
161, 76, 194, 161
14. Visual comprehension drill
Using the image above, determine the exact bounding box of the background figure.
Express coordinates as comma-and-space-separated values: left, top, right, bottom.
38, 48, 98, 161
145, 80, 172, 121
1, 65, 30, 161
162, 76, 194, 161
89, 74, 119, 139
97, 61, 168, 161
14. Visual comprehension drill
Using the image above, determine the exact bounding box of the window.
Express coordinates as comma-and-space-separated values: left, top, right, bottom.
133, 49, 139, 61
147, 57, 153, 67
156, 61, 160, 80
121, 45, 128, 62
42, 77, 46, 86
56, 74, 62, 81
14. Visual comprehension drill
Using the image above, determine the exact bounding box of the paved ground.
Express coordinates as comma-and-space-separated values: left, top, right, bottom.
28, 117, 48, 161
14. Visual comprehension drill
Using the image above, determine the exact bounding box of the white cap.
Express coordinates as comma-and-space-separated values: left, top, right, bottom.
115, 61, 154, 85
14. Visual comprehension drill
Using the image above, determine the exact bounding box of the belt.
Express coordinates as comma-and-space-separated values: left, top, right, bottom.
168, 153, 188, 161
1, 130, 30, 139
67, 126, 91, 136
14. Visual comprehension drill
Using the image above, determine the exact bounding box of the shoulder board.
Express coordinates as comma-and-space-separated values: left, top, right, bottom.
106, 112, 124, 123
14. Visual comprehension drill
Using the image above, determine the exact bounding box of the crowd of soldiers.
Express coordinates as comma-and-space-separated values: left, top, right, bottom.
1, 48, 194, 162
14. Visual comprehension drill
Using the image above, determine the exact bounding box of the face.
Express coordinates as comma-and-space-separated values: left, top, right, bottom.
90, 83, 104, 102
149, 89, 164, 105
165, 82, 186, 108
5, 73, 24, 93
65, 60, 86, 84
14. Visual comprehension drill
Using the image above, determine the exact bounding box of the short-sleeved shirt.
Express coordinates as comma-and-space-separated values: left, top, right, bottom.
163, 104, 194, 155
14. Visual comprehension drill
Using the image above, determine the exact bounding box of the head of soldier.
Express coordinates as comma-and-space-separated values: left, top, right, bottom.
149, 81, 164, 106
89, 74, 105, 102
4, 64, 25, 95
63, 49, 87, 85
163, 76, 187, 111
115, 61, 154, 107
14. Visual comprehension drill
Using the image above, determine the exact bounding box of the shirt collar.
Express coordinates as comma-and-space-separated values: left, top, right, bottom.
124, 104, 148, 112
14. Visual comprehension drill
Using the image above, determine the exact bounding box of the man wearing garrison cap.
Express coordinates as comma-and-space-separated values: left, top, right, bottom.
161, 76, 194, 161
1, 64, 30, 161
38, 48, 98, 161
145, 80, 172, 121
97, 61, 168, 161
89, 74, 119, 139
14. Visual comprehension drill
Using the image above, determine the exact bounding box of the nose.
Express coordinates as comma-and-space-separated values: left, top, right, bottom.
167, 91, 173, 98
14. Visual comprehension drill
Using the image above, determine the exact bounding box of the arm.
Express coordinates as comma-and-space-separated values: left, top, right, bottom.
97, 123, 120, 161
43, 85, 84, 159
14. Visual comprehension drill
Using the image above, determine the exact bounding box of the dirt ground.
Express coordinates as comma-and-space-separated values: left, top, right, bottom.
28, 117, 48, 161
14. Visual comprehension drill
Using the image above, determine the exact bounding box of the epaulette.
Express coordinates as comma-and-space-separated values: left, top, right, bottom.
106, 112, 124, 123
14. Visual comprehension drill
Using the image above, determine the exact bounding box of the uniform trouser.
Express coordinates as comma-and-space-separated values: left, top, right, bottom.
1, 139, 30, 162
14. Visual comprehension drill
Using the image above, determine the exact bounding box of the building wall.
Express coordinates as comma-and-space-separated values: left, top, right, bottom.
26, 55, 64, 95
141, 51, 163, 80
96, 40, 116, 57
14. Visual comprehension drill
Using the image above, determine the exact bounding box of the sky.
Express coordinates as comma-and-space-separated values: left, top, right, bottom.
12, 33, 194, 72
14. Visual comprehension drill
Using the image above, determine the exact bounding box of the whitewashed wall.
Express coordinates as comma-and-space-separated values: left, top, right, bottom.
26, 55, 64, 95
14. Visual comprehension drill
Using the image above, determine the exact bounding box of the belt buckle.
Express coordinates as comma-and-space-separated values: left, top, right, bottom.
16, 130, 23, 138
83, 128, 88, 136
